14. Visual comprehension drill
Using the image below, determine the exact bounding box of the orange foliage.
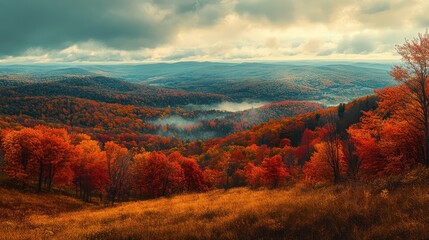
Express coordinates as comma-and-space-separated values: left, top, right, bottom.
244, 163, 265, 188
261, 155, 289, 188
303, 142, 347, 182
74, 140, 108, 202
2, 127, 76, 192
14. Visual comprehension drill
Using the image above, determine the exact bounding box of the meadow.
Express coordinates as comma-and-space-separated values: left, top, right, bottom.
1, 167, 429, 240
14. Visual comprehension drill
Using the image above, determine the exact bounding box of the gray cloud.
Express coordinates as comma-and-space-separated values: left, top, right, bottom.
0, 0, 226, 56
317, 49, 335, 56
360, 1, 392, 14
162, 49, 205, 61
235, 0, 353, 25
337, 35, 375, 54
0, 0, 426, 61
353, 0, 421, 29
235, 0, 426, 31
235, 0, 296, 24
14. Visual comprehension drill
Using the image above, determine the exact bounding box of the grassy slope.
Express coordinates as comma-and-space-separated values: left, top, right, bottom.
0, 188, 87, 240
1, 168, 429, 240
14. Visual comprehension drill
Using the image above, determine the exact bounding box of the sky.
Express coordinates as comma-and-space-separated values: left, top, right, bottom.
0, 0, 427, 63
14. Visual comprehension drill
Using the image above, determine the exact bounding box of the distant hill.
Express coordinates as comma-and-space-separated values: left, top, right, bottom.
0, 61, 397, 105
93, 62, 396, 105
0, 76, 226, 107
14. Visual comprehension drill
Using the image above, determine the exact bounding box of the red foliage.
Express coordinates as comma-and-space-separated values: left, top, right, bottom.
303, 142, 347, 182
261, 155, 289, 188
74, 140, 108, 201
2, 127, 76, 191
104, 141, 133, 202
244, 163, 265, 188
133, 151, 184, 198
2, 128, 43, 184
203, 168, 223, 189
295, 128, 318, 166
349, 109, 421, 178
168, 152, 207, 192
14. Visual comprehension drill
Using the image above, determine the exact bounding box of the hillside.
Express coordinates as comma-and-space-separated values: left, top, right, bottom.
154, 100, 324, 140
0, 76, 226, 108
1, 167, 429, 240
0, 87, 325, 144
211, 95, 377, 148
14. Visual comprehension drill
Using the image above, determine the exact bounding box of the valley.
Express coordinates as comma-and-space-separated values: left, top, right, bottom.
1, 0, 427, 239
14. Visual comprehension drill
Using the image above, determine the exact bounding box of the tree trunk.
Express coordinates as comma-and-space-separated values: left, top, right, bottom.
333, 140, 341, 184
47, 177, 53, 192
421, 72, 429, 166
37, 162, 44, 193
424, 109, 429, 166
47, 164, 53, 192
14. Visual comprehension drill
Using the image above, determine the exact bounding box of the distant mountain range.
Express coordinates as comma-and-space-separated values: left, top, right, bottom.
0, 61, 396, 106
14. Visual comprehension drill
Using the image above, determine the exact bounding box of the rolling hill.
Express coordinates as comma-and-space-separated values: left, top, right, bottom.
0, 76, 226, 108
0, 62, 397, 106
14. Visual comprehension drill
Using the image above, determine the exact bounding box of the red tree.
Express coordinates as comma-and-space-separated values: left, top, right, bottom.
168, 152, 207, 192
134, 151, 184, 198
303, 142, 347, 182
74, 140, 108, 202
244, 163, 265, 188
2, 127, 75, 192
37, 126, 76, 192
104, 141, 133, 203
389, 31, 429, 166
2, 128, 43, 188
261, 155, 289, 188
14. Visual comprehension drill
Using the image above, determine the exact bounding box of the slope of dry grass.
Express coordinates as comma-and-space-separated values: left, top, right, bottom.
1, 168, 429, 240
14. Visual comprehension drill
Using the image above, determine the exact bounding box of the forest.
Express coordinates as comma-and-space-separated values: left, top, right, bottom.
0, 93, 377, 202
1, 33, 428, 199
1, 33, 429, 239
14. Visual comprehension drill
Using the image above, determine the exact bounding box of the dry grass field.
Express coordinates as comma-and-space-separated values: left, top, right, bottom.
1, 168, 429, 240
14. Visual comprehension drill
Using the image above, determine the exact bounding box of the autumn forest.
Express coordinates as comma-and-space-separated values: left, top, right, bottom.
2, 13, 429, 240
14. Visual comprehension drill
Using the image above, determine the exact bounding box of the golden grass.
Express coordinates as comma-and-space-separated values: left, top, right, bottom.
2, 168, 429, 240
0, 188, 85, 221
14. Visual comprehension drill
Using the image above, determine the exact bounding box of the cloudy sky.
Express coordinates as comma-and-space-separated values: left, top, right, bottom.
0, 0, 427, 63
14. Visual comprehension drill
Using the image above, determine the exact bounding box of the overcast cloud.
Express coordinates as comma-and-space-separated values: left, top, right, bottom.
0, 0, 427, 62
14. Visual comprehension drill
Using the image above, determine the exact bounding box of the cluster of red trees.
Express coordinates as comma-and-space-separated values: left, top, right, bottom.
195, 117, 349, 187
348, 32, 429, 177
304, 32, 429, 181
197, 143, 296, 189
0, 127, 207, 202
0, 126, 301, 201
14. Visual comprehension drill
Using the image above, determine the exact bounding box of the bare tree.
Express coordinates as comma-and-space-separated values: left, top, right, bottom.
324, 112, 342, 183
